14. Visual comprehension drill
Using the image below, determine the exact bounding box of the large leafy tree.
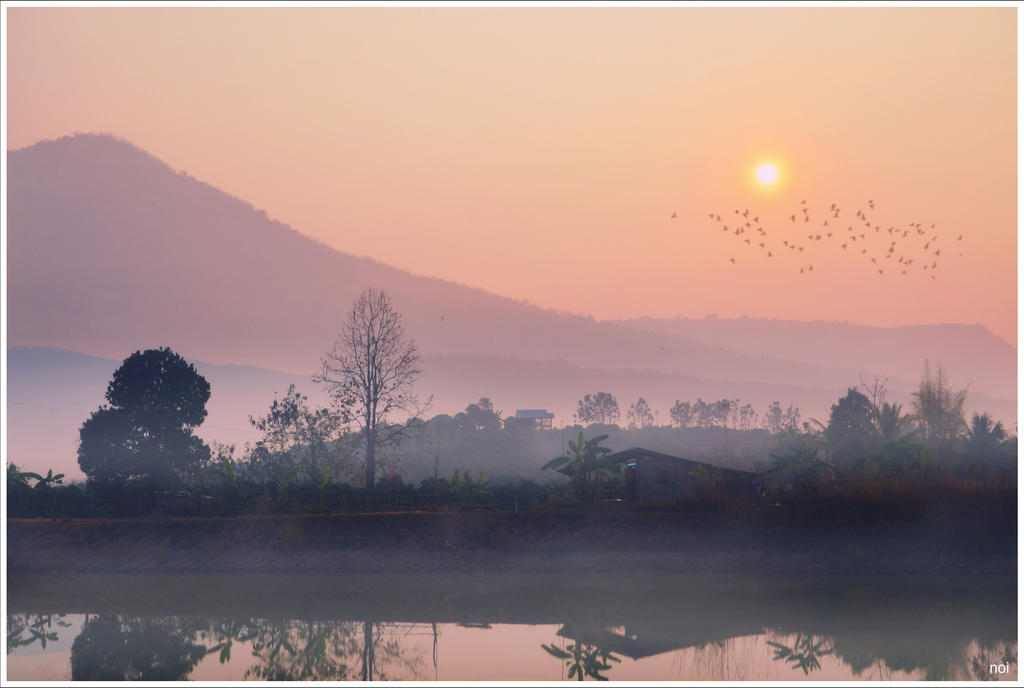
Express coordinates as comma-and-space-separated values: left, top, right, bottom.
78, 348, 211, 491
824, 388, 878, 465
455, 397, 502, 433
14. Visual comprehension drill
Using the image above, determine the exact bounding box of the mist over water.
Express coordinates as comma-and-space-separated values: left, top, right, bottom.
7, 574, 1017, 681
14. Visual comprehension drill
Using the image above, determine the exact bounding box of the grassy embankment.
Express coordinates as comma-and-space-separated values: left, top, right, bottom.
8, 487, 1015, 576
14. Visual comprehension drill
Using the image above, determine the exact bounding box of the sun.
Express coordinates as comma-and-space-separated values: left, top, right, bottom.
757, 163, 778, 185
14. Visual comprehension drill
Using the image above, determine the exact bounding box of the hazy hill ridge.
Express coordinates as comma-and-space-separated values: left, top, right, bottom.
615, 316, 1017, 400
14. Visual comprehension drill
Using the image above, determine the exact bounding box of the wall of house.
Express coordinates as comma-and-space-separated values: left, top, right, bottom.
632, 455, 761, 503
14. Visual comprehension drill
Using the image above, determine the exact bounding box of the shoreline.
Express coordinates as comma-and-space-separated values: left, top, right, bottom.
8, 506, 1016, 577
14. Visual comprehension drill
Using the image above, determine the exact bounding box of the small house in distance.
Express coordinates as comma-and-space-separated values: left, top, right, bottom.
611, 447, 762, 503
514, 409, 555, 430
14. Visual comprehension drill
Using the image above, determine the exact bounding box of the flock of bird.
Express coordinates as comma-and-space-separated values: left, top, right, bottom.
674, 199, 964, 279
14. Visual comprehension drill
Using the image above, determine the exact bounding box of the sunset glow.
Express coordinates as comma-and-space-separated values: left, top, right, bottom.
4, 9, 1018, 680
6, 7, 1015, 344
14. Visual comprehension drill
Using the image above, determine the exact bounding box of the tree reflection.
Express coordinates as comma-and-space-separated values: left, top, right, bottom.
242, 618, 423, 680
7, 613, 70, 654
241, 618, 361, 680
70, 615, 209, 681
766, 634, 834, 674
63, 614, 424, 681
542, 640, 621, 681
968, 642, 1017, 681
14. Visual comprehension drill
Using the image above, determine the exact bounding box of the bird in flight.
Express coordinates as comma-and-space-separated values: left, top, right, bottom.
701, 195, 946, 284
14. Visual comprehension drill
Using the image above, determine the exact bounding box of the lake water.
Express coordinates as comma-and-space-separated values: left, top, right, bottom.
7, 573, 1017, 681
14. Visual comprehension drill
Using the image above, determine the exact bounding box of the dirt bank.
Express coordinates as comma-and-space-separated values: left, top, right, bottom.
7, 499, 1016, 577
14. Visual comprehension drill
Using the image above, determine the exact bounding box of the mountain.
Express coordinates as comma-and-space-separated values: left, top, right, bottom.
7, 134, 883, 389
614, 316, 1017, 400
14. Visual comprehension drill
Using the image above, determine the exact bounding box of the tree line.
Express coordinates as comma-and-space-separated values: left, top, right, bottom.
5, 287, 1017, 518
576, 391, 800, 432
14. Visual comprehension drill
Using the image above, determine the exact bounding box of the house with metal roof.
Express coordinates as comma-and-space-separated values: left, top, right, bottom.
609, 447, 762, 503
514, 409, 555, 430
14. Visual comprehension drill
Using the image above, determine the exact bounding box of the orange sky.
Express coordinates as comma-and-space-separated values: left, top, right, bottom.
6, 7, 1018, 345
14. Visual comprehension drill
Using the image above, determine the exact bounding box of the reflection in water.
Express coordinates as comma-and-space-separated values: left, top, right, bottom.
7, 613, 71, 654
766, 634, 834, 674
71, 615, 210, 681
541, 641, 620, 680
4, 611, 1018, 681
5, 574, 1018, 681
61, 616, 425, 682
970, 643, 1018, 682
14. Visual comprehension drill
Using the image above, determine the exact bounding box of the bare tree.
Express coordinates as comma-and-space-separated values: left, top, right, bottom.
857, 375, 889, 408
316, 288, 425, 490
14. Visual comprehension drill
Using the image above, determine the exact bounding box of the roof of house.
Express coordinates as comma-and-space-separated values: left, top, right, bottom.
610, 447, 760, 476
557, 446, 759, 477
